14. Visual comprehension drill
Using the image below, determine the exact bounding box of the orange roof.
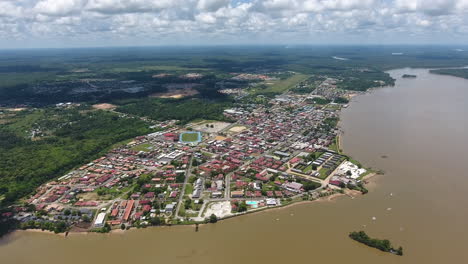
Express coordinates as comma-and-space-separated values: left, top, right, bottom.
123, 200, 135, 222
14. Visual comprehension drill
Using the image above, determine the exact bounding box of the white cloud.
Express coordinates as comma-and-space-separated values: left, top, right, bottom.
85, 0, 175, 14
34, 0, 86, 16
197, 0, 230, 11
1, 0, 468, 47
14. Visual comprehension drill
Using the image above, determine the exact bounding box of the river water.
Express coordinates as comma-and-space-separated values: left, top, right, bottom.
1, 68, 468, 264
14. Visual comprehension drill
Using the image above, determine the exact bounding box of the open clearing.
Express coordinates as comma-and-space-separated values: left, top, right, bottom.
251, 73, 310, 95
76, 192, 101, 201
92, 103, 117, 110
203, 201, 232, 218
192, 121, 232, 133
228, 125, 247, 133
131, 143, 153, 152
150, 83, 200, 99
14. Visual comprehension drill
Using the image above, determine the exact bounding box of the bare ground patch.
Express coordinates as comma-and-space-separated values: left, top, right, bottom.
192, 121, 232, 133
92, 103, 117, 110
150, 83, 200, 99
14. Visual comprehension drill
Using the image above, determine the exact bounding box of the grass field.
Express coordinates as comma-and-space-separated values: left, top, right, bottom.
303, 164, 313, 173
251, 73, 310, 95
180, 132, 201, 142
328, 136, 340, 153
131, 143, 152, 152
318, 168, 331, 179
184, 183, 194, 196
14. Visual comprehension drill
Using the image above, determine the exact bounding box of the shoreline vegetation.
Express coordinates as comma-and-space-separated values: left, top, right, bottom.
402, 74, 417, 78
429, 68, 468, 79
349, 231, 403, 256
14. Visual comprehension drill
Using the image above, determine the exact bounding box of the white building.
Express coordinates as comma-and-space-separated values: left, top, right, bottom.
94, 212, 106, 227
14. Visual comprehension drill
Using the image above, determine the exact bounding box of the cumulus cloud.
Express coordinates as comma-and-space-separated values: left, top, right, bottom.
1, 0, 468, 48
197, 0, 230, 11
85, 0, 175, 14
34, 0, 86, 16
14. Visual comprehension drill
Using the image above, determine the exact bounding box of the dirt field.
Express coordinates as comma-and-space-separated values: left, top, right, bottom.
228, 125, 247, 133
203, 201, 232, 218
150, 83, 200, 99
2, 108, 27, 112
76, 192, 101, 201
192, 121, 232, 133
92, 103, 117, 110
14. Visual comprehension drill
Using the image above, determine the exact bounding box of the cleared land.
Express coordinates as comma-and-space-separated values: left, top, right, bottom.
228, 125, 247, 133
131, 143, 152, 152
92, 103, 117, 110
192, 121, 231, 133
203, 201, 232, 218
252, 73, 310, 95
150, 83, 200, 99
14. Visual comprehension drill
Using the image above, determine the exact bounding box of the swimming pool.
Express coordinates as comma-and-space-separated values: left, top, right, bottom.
246, 201, 259, 208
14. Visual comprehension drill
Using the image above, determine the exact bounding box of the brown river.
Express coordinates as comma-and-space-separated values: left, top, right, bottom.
2, 68, 468, 264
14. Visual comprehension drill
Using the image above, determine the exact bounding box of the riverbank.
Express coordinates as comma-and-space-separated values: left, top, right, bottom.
10, 179, 379, 238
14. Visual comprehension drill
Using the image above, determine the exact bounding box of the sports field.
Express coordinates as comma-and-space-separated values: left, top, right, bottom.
180, 132, 202, 143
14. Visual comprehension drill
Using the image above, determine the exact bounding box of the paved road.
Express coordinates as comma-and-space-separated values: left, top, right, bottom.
175, 156, 194, 218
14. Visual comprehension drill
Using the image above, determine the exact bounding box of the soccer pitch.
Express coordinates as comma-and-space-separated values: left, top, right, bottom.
180, 132, 202, 143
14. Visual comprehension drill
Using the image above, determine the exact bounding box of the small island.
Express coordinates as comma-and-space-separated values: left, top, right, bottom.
402, 74, 417, 78
349, 231, 403, 256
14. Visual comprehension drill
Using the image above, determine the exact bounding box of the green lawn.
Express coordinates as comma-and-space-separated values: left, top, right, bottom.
131, 143, 152, 152
328, 136, 340, 153
184, 183, 194, 196
181, 132, 200, 142
303, 164, 313, 173
252, 74, 310, 95
318, 168, 331, 179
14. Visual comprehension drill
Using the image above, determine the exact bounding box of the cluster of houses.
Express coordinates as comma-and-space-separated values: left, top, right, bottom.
22, 77, 362, 230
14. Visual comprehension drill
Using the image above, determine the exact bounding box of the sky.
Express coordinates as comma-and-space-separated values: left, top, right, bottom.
1, 0, 468, 48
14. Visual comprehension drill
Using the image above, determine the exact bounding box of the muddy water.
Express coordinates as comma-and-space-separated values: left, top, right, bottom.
2, 68, 468, 263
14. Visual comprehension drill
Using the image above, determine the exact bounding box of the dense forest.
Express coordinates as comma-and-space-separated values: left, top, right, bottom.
0, 108, 152, 206
430, 68, 468, 79
115, 97, 232, 124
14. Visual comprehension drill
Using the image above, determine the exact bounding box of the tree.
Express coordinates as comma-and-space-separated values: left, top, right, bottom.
53, 221, 68, 233
184, 199, 192, 210
396, 246, 403, 256
82, 214, 90, 222
209, 214, 218, 223
120, 224, 126, 230
149, 217, 161, 226
303, 181, 320, 191
346, 170, 352, 176
238, 201, 248, 212
205, 180, 212, 189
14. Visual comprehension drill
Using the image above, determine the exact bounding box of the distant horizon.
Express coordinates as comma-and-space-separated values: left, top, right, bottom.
1, 43, 468, 51
2, 1, 468, 49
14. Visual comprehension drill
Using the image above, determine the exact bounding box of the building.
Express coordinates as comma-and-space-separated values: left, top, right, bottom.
165, 203, 175, 213
283, 182, 303, 193
231, 190, 244, 198
94, 212, 106, 227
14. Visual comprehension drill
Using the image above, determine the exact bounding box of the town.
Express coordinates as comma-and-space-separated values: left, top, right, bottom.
10, 76, 373, 233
